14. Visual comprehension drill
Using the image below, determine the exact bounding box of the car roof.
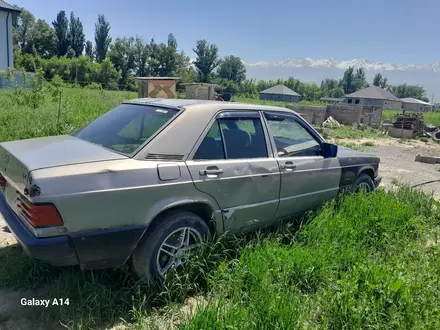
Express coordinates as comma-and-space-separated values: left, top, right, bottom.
122, 98, 299, 115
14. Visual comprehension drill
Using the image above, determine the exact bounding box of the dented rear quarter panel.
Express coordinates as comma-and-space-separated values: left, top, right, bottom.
30, 159, 221, 234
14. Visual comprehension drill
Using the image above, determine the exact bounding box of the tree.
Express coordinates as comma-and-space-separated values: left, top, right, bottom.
321, 78, 344, 98
340, 66, 356, 94
109, 37, 135, 89
134, 37, 149, 76
354, 68, 369, 91
146, 37, 183, 77
66, 47, 75, 59
373, 73, 387, 89
13, 8, 36, 54
94, 15, 112, 62
52, 11, 70, 56
167, 33, 177, 49
85, 41, 94, 59
217, 55, 246, 84
69, 12, 85, 57
193, 39, 220, 83
32, 19, 56, 58
388, 84, 429, 102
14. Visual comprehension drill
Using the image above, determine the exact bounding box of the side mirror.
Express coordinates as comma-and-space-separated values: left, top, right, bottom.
322, 142, 338, 158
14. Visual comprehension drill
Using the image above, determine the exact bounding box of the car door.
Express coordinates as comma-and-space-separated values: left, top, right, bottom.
263, 111, 341, 219
185, 111, 281, 233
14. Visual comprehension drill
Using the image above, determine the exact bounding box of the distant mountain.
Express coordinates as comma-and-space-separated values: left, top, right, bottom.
244, 58, 440, 101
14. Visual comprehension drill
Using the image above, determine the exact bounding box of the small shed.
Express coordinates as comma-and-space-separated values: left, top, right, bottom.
259, 85, 301, 103
400, 98, 432, 112
135, 77, 180, 99
182, 83, 217, 100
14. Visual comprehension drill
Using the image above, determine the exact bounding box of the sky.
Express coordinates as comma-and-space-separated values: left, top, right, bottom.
12, 0, 440, 65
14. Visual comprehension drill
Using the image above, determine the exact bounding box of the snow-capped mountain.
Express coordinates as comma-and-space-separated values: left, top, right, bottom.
245, 58, 440, 73
244, 58, 440, 101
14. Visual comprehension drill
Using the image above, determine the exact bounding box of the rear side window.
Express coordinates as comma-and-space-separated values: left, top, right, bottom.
74, 104, 177, 155
194, 117, 267, 160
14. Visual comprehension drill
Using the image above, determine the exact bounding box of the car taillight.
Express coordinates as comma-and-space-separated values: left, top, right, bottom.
0, 173, 6, 191
15, 193, 63, 228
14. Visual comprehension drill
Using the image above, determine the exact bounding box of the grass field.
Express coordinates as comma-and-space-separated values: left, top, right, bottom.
0, 188, 439, 329
0, 87, 439, 329
0, 89, 439, 143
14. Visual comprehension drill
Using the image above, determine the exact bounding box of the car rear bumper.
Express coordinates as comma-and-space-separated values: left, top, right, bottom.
0, 193, 79, 267
0, 193, 148, 269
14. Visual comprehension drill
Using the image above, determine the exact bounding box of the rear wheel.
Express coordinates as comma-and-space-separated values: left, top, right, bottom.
132, 210, 211, 282
354, 173, 375, 193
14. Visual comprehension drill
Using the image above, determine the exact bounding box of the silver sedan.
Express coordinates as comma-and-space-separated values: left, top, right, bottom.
0, 99, 381, 281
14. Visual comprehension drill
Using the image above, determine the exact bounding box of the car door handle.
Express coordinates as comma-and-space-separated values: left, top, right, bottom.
199, 169, 224, 176
281, 162, 296, 170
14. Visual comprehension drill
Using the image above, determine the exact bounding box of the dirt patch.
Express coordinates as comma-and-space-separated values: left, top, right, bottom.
329, 137, 440, 199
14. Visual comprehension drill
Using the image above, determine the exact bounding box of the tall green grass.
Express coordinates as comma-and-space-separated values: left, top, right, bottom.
0, 88, 136, 142
180, 188, 440, 330
1, 188, 439, 329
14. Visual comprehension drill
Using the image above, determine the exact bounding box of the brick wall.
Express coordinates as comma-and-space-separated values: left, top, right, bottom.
287, 104, 382, 126
184, 84, 216, 100
286, 105, 326, 125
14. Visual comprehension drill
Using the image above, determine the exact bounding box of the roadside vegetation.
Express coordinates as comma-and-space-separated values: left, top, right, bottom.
0, 187, 439, 329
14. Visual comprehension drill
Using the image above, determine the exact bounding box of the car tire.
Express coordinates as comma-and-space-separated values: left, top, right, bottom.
132, 210, 211, 282
354, 173, 375, 193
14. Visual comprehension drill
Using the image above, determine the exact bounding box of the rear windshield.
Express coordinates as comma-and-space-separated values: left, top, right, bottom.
73, 104, 178, 155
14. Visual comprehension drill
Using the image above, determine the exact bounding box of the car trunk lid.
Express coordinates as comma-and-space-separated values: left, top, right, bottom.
0, 135, 127, 194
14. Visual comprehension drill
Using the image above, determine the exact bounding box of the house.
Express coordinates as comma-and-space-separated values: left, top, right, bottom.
401, 98, 432, 112
0, 0, 20, 70
344, 86, 402, 110
259, 85, 301, 103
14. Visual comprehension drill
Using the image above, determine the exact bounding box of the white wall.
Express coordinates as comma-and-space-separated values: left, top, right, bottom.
402, 103, 432, 112
0, 11, 13, 71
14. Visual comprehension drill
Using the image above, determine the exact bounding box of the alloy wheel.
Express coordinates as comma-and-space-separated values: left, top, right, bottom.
156, 227, 203, 277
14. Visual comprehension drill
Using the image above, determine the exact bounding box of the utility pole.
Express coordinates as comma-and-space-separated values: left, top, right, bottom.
431, 93, 435, 112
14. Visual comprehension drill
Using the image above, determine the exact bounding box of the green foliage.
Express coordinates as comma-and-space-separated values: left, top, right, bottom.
95, 15, 112, 62
13, 7, 36, 54
134, 37, 149, 76
0, 87, 135, 142
109, 37, 135, 89
373, 73, 388, 88
68, 12, 85, 57
85, 40, 94, 59
33, 19, 56, 58
167, 33, 178, 49
52, 11, 70, 56
193, 39, 220, 83
65, 47, 75, 59
320, 78, 345, 98
217, 55, 246, 84
8, 71, 46, 109
388, 83, 429, 102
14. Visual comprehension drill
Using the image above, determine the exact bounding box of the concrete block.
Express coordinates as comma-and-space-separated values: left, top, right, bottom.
389, 127, 414, 139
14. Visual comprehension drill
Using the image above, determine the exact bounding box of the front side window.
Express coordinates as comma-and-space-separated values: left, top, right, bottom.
74, 104, 178, 155
194, 117, 267, 160
264, 113, 321, 157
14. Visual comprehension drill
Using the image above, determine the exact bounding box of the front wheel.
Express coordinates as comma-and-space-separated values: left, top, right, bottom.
132, 210, 211, 282
354, 173, 375, 193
